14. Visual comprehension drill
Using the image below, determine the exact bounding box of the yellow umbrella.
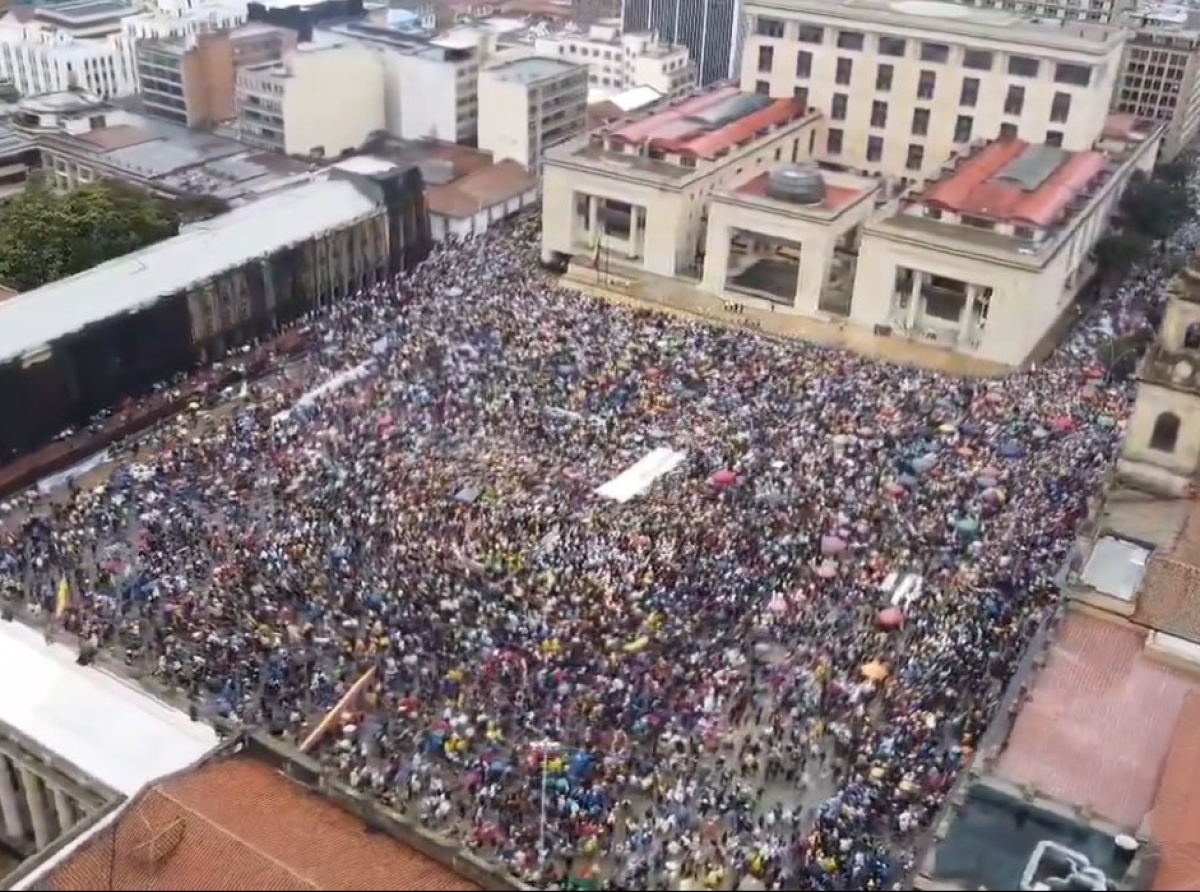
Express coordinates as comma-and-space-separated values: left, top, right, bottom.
861, 660, 889, 682
623, 635, 650, 654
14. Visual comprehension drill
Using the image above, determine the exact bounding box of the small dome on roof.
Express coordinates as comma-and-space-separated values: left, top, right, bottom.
765, 163, 826, 205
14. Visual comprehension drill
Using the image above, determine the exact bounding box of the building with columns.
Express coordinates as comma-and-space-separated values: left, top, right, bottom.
542, 82, 1162, 367
541, 86, 822, 280
0, 620, 217, 875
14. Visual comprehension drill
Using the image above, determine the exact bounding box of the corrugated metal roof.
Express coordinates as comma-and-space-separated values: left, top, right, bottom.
0, 178, 381, 366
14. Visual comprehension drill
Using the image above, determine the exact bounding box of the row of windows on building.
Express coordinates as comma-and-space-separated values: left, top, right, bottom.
751, 19, 1094, 86
757, 46, 1076, 121
819, 120, 1062, 168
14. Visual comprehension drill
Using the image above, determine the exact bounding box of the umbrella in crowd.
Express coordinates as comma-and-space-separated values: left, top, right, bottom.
1, 165, 1198, 892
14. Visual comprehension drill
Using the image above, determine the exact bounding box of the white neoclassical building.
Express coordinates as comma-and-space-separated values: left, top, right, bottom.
0, 619, 217, 874
543, 81, 1163, 368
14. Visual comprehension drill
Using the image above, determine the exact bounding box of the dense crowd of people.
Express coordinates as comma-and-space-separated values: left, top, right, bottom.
0, 182, 1196, 889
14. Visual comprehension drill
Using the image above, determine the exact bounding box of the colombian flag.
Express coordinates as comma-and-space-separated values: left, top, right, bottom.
55, 578, 69, 617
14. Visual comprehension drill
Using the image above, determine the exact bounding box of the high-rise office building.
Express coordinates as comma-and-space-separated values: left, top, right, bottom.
621, 0, 739, 86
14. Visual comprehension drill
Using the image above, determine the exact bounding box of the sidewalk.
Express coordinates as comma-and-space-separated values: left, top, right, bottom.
564, 268, 1013, 378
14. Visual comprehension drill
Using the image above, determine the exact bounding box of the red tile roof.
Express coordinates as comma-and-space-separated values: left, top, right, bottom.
1149, 692, 1200, 891
42, 758, 482, 891
992, 612, 1197, 828
735, 172, 865, 212
921, 138, 1107, 227
607, 89, 809, 159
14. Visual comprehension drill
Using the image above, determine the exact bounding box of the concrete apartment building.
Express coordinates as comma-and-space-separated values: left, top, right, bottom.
1113, 6, 1200, 160
0, 0, 246, 98
235, 38, 384, 157
477, 54, 588, 169
318, 21, 480, 143
533, 19, 694, 99
740, 0, 1126, 181
137, 23, 296, 127
957, 0, 1132, 24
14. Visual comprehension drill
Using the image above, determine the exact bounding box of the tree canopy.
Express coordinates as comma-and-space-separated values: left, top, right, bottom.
0, 181, 182, 291
1119, 170, 1193, 243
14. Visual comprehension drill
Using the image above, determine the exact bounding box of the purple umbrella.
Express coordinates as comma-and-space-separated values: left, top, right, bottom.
817, 561, 837, 579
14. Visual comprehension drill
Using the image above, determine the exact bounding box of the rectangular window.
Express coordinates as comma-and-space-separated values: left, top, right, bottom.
1046, 129, 1064, 147
878, 35, 906, 57
827, 128, 843, 154
962, 49, 993, 70
867, 135, 883, 162
1008, 55, 1040, 77
837, 30, 864, 50
796, 50, 812, 78
831, 93, 848, 120
917, 69, 936, 100
871, 99, 888, 127
1004, 84, 1025, 115
954, 114, 973, 142
793, 85, 808, 105
1050, 91, 1071, 123
755, 79, 770, 95
911, 107, 930, 136
906, 143, 924, 171
876, 63, 893, 91
1055, 62, 1091, 86
960, 77, 979, 107
757, 45, 774, 72
798, 24, 824, 43
836, 57, 853, 85
920, 42, 950, 63
755, 16, 784, 38
999, 122, 1018, 140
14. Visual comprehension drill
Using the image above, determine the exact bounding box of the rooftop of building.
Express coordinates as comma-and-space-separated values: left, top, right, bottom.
724, 166, 878, 217
319, 19, 477, 58
1147, 690, 1200, 890
1133, 494, 1200, 645
25, 753, 482, 891
989, 611, 1198, 829
1102, 111, 1165, 144
1130, 3, 1200, 34
15, 96, 313, 202
919, 138, 1108, 228
483, 53, 580, 83
753, 0, 1125, 49
425, 157, 537, 217
600, 86, 810, 159
35, 0, 132, 21
0, 619, 218, 800
0, 123, 32, 156
0, 175, 384, 365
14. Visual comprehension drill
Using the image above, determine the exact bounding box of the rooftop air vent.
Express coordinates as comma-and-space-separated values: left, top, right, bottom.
765, 163, 826, 206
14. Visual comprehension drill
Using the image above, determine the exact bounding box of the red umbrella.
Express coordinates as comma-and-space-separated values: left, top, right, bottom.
711, 469, 738, 487
877, 606, 905, 630
1051, 416, 1074, 433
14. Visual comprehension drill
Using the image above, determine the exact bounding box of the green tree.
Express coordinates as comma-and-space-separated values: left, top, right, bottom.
1119, 171, 1193, 242
0, 181, 181, 291
1093, 230, 1151, 279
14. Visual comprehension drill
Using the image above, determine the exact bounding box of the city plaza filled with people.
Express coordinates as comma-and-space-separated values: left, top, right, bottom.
0, 178, 1196, 890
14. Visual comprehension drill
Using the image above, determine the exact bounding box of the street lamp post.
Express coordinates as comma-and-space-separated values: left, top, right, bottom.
534, 737, 558, 872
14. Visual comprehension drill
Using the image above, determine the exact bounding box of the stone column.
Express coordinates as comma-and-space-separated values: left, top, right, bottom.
626, 207, 642, 260
0, 757, 24, 840
587, 195, 599, 240
20, 768, 52, 850
52, 788, 74, 835
960, 284, 979, 343
906, 270, 922, 329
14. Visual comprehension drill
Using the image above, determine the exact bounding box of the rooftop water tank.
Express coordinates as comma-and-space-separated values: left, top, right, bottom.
765, 163, 826, 205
